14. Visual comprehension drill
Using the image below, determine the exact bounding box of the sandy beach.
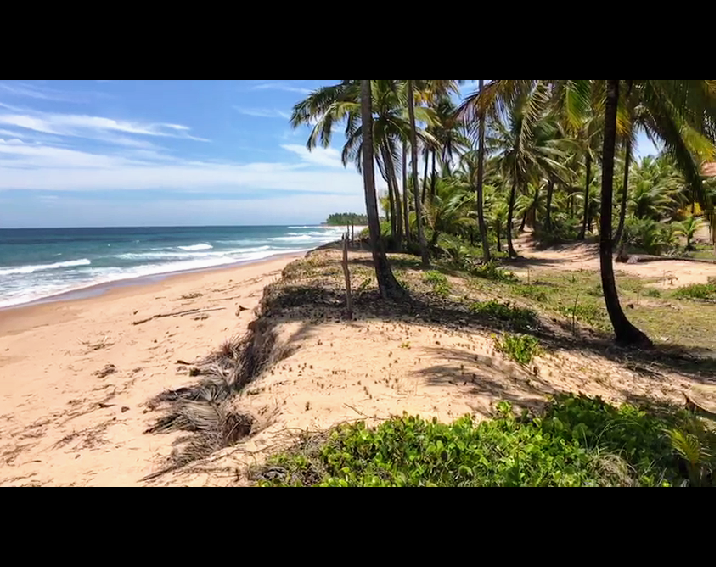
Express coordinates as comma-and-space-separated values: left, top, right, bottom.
0, 254, 302, 487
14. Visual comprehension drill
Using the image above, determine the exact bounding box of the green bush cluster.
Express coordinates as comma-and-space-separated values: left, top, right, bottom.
423, 271, 451, 297
495, 333, 542, 365
674, 283, 716, 301
470, 300, 538, 332
470, 261, 518, 283
258, 395, 714, 487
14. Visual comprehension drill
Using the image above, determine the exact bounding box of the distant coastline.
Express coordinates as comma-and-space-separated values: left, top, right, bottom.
0, 225, 345, 310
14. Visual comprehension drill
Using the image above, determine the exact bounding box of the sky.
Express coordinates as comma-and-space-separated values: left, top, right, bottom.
0, 80, 660, 229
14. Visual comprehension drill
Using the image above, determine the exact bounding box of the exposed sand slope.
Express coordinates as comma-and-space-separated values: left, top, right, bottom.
2, 245, 714, 487
0, 256, 299, 487
150, 249, 715, 487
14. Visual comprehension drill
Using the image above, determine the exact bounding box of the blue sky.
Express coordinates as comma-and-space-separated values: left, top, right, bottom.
0, 80, 659, 228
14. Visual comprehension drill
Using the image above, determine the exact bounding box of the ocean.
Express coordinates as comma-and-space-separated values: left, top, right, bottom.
0, 225, 347, 309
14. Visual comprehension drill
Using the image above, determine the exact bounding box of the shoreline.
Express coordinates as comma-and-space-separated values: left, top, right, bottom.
0, 251, 305, 486
0, 249, 310, 314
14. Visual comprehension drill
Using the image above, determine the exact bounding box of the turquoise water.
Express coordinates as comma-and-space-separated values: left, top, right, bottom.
0, 225, 345, 308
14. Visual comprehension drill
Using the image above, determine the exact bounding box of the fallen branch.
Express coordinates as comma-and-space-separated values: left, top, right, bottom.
620, 254, 716, 265
133, 307, 226, 325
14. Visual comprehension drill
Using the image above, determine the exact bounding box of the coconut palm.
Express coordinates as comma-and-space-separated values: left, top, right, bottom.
407, 80, 431, 267
675, 215, 705, 249
489, 87, 568, 257
359, 80, 405, 300
627, 155, 682, 221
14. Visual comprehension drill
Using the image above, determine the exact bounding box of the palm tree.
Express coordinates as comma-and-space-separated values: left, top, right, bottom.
469, 79, 492, 263
407, 80, 430, 267
489, 87, 567, 257
627, 155, 681, 220
675, 215, 705, 249
599, 80, 652, 346
360, 80, 405, 300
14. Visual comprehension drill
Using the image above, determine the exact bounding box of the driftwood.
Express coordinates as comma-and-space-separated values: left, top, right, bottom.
618, 254, 716, 265
133, 307, 226, 325
341, 235, 353, 320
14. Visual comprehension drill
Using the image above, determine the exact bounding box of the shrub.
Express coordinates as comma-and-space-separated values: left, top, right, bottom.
257, 395, 715, 487
495, 333, 542, 365
470, 300, 538, 332
424, 271, 448, 286
673, 283, 716, 301
470, 261, 518, 283
424, 271, 451, 298
623, 218, 679, 256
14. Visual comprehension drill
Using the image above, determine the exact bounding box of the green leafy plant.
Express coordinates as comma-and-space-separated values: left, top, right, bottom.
470, 300, 538, 332
470, 261, 518, 283
257, 395, 714, 488
494, 333, 542, 365
512, 284, 549, 303
424, 271, 451, 298
673, 283, 716, 301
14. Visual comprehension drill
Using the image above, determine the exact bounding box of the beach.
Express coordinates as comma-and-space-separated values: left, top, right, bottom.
0, 253, 302, 487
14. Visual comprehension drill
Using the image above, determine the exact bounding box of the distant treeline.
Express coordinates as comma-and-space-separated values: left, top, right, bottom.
325, 213, 368, 226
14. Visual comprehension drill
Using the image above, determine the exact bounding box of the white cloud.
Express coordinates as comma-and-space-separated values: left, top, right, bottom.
0, 112, 207, 142
233, 107, 291, 119
281, 144, 344, 168
0, 137, 362, 194
0, 81, 106, 103
252, 82, 312, 95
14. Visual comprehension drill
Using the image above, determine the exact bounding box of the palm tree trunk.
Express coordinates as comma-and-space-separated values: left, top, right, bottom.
402, 142, 411, 244
384, 140, 403, 252
421, 148, 429, 205
599, 79, 651, 348
361, 80, 403, 300
476, 78, 491, 263
407, 80, 430, 268
383, 162, 397, 242
430, 149, 438, 202
507, 178, 518, 258
545, 179, 555, 232
580, 154, 592, 239
614, 136, 632, 246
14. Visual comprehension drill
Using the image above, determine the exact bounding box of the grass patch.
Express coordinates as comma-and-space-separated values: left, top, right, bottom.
470, 261, 518, 283
423, 270, 451, 298
673, 283, 716, 301
470, 300, 538, 332
495, 333, 542, 365
512, 284, 549, 303
256, 395, 716, 487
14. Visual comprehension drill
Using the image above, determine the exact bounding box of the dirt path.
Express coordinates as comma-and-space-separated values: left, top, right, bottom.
512, 235, 716, 288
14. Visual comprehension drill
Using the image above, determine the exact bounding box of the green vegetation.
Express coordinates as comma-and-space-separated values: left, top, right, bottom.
423, 270, 451, 297
470, 300, 537, 332
495, 333, 542, 365
258, 395, 715, 487
325, 213, 369, 226
292, 79, 716, 347
674, 282, 716, 301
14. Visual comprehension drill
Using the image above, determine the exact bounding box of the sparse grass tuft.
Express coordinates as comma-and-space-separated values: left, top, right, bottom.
512, 284, 549, 303
495, 333, 542, 365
